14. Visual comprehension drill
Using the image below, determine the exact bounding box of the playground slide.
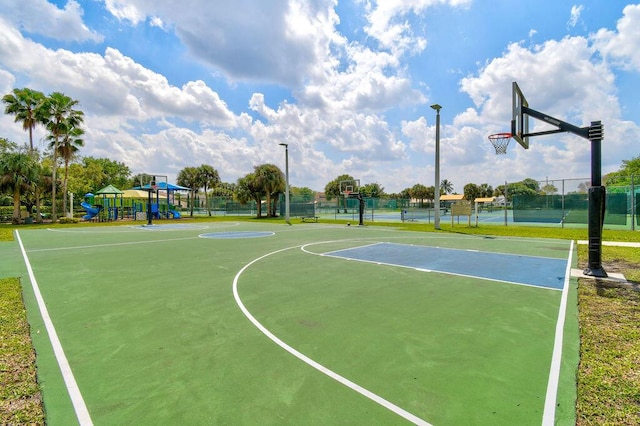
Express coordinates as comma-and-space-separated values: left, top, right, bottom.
81, 201, 101, 220
169, 209, 181, 219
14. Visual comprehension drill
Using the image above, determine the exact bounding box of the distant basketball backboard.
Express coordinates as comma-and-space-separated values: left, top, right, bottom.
340, 179, 360, 196
512, 81, 530, 149
140, 174, 167, 192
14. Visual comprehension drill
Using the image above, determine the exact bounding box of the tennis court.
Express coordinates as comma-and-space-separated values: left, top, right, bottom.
5, 222, 579, 425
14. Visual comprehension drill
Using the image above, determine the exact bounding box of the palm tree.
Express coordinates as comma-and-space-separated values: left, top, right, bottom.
18, 149, 48, 223
2, 88, 46, 153
0, 147, 39, 224
440, 179, 454, 195
236, 173, 264, 218
40, 92, 84, 221
255, 164, 284, 217
479, 183, 493, 198
48, 125, 84, 217
34, 159, 53, 223
176, 167, 201, 217
410, 183, 429, 207
197, 164, 220, 216
360, 182, 384, 198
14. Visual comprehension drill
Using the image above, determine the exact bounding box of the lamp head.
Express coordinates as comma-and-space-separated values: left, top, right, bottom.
430, 104, 442, 112
279, 143, 288, 147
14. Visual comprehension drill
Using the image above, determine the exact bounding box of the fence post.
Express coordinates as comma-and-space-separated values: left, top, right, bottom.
504, 180, 508, 226
561, 179, 565, 229
632, 174, 636, 231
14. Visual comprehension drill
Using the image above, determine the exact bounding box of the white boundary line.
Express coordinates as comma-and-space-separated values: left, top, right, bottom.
15, 231, 93, 426
198, 231, 275, 239
26, 236, 201, 253
44, 222, 240, 233
232, 244, 432, 426
542, 240, 574, 425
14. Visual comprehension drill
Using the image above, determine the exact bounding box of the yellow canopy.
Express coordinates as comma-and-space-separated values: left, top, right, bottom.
440, 194, 464, 201
122, 189, 151, 198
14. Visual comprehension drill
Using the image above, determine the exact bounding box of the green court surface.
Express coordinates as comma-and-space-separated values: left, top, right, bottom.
3, 222, 580, 425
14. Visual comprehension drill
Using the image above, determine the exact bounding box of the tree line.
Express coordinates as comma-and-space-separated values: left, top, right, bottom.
1, 88, 84, 223
3, 86, 638, 224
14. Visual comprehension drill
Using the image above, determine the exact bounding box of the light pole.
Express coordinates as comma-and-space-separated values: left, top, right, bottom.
279, 143, 291, 225
431, 104, 442, 230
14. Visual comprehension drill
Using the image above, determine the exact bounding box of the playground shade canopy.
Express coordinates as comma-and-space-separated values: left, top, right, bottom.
440, 194, 465, 201
135, 182, 190, 191
94, 184, 124, 195
121, 189, 150, 198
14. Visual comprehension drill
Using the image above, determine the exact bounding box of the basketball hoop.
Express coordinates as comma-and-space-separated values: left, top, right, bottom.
488, 133, 512, 155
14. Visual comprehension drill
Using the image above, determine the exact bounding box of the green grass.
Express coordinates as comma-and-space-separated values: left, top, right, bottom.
576, 281, 640, 425
574, 244, 640, 425
1, 217, 638, 424
0, 278, 45, 425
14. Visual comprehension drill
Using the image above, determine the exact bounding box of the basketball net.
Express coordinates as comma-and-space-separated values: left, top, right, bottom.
488, 133, 512, 155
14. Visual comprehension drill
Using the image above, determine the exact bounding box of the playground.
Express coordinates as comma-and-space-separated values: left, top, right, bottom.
6, 221, 580, 425
79, 182, 186, 222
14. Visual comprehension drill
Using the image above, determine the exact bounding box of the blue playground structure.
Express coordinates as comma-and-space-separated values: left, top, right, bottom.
144, 202, 181, 219
81, 202, 102, 220
80, 183, 186, 221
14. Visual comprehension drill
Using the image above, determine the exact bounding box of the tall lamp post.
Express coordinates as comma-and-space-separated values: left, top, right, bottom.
431, 104, 442, 230
279, 143, 291, 225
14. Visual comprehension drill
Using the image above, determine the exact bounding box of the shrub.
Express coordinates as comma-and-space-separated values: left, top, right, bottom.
57, 217, 79, 224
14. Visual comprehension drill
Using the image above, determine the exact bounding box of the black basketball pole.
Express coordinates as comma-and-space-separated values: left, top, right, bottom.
358, 194, 364, 226
147, 176, 156, 226
519, 106, 607, 277
584, 121, 607, 277
147, 189, 153, 225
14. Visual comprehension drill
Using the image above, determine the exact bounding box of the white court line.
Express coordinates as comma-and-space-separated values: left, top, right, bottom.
542, 240, 575, 425
45, 222, 240, 233
232, 244, 432, 426
26, 236, 200, 253
322, 241, 385, 256
15, 231, 93, 426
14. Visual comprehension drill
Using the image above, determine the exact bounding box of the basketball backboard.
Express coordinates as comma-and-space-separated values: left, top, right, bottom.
139, 174, 167, 191
339, 179, 360, 196
512, 81, 530, 149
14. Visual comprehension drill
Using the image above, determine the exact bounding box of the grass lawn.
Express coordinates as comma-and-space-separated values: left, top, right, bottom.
575, 244, 640, 425
0, 218, 638, 424
0, 277, 45, 424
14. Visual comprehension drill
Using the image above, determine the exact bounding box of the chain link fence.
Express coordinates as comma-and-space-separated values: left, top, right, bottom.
511, 176, 638, 230
190, 176, 638, 230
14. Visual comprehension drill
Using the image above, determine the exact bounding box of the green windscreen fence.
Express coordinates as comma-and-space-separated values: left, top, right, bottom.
513, 191, 630, 226
197, 180, 637, 229
636, 190, 640, 226
278, 202, 316, 216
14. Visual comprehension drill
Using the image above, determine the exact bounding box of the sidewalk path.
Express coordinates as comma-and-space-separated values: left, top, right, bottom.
574, 240, 639, 282
577, 240, 640, 248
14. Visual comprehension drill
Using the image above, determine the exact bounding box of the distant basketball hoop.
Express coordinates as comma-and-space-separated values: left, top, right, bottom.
339, 179, 364, 226
488, 132, 512, 155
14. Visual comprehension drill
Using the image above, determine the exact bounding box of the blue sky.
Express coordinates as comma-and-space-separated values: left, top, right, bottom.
1, 0, 638, 193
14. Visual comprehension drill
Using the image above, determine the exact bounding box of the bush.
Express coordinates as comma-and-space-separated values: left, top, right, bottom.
57, 217, 79, 224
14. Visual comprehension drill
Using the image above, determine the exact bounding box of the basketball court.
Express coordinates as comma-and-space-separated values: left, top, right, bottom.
4, 221, 580, 425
